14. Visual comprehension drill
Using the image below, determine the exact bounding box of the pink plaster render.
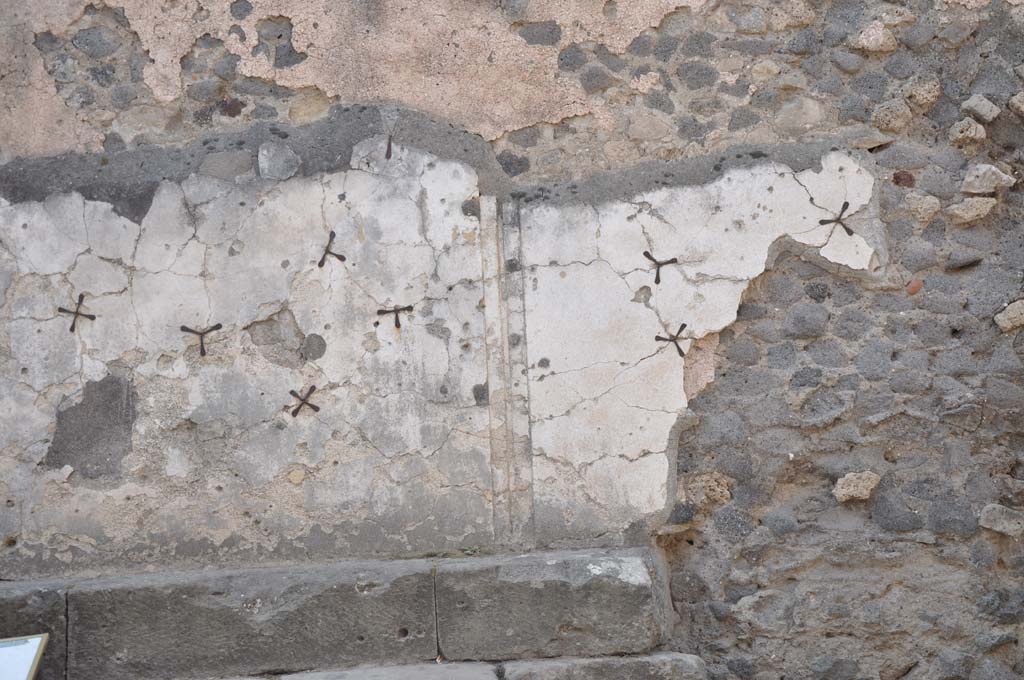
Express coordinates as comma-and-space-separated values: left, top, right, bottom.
1, 0, 709, 159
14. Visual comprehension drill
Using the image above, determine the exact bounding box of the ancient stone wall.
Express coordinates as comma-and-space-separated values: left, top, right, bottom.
2, 1, 1024, 678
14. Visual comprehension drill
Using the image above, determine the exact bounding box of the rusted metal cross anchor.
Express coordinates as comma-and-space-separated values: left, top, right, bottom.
376, 305, 414, 329
180, 323, 223, 356
289, 385, 319, 417
57, 293, 96, 333
317, 231, 347, 268
643, 251, 679, 285
818, 200, 853, 236
656, 322, 689, 358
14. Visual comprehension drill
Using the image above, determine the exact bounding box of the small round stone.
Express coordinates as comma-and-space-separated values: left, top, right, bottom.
71, 26, 121, 59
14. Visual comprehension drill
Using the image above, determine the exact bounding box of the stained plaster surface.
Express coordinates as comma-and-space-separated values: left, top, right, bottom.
0, 133, 878, 577
1, 0, 709, 161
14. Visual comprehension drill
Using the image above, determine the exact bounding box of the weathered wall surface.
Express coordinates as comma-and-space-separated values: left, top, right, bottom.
2, 0, 1024, 677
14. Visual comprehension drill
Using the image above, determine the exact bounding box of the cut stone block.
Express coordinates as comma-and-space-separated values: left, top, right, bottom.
280, 663, 497, 679
435, 548, 671, 661
0, 584, 67, 680
68, 559, 437, 680
274, 653, 708, 680
503, 653, 708, 680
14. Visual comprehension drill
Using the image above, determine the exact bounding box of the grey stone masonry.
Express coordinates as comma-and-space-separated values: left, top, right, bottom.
435, 548, 672, 661
68, 558, 437, 680
273, 653, 707, 679
0, 583, 68, 680
0, 548, 672, 680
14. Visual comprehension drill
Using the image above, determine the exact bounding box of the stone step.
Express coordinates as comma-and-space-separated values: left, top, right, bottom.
182, 654, 708, 680
290, 653, 708, 679
0, 548, 672, 680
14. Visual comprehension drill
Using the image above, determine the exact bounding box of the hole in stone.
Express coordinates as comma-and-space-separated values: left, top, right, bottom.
397, 627, 409, 639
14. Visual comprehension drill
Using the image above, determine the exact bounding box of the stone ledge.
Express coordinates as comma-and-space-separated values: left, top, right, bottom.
66, 558, 437, 680
1, 547, 671, 680
502, 653, 708, 680
436, 548, 672, 661
268, 653, 708, 679
0, 583, 68, 680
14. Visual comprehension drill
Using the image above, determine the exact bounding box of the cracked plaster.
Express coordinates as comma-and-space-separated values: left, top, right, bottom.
0, 137, 878, 575
2, 0, 710, 161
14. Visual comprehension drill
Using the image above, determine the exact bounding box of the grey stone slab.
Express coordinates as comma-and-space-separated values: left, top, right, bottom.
281, 663, 497, 679
0, 583, 67, 680
502, 653, 708, 680
435, 548, 671, 661
68, 559, 437, 680
274, 654, 709, 680
198, 150, 253, 179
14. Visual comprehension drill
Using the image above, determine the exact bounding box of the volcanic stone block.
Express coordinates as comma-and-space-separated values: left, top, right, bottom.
68, 559, 437, 680
435, 548, 671, 661
0, 584, 67, 680
503, 653, 708, 679
281, 663, 497, 679
276, 653, 708, 679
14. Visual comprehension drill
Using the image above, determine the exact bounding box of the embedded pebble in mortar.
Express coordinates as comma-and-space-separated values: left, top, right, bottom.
979, 504, 1024, 538
871, 99, 913, 132
961, 165, 1016, 194
849, 21, 898, 52
258, 141, 301, 180
960, 94, 1001, 123
1010, 92, 1024, 118
833, 471, 881, 502
948, 118, 987, 145
994, 300, 1024, 332
947, 197, 998, 224
902, 74, 941, 112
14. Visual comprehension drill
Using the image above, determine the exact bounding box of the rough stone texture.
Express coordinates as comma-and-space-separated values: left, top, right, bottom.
273, 654, 707, 680
832, 471, 881, 502
949, 117, 988, 145
961, 94, 1002, 123
995, 300, 1024, 332
962, 164, 1017, 194
258, 140, 301, 180
947, 197, 999, 224
435, 549, 671, 661
280, 665, 496, 680
979, 503, 1024, 537
502, 653, 708, 679
0, 584, 67, 680
872, 99, 913, 132
67, 559, 437, 679
1010, 91, 1024, 118
3, 0, 1024, 677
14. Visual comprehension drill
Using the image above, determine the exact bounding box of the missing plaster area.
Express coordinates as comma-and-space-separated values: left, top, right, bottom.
33, 4, 153, 118
44, 374, 137, 479
253, 17, 308, 69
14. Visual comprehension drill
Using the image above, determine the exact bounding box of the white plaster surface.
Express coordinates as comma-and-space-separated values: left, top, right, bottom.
0, 142, 877, 571
517, 152, 876, 537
